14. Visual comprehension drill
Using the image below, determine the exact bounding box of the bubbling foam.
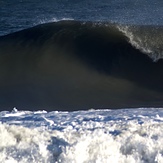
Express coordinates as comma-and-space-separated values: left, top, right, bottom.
1, 114, 163, 163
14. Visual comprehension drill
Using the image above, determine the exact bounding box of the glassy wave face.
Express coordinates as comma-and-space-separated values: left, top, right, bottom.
0, 20, 163, 111
0, 108, 163, 163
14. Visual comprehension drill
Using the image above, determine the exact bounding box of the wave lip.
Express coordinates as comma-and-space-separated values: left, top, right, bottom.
0, 20, 163, 111
118, 25, 163, 61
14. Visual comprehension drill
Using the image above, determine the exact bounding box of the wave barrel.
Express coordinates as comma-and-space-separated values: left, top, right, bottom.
0, 21, 163, 110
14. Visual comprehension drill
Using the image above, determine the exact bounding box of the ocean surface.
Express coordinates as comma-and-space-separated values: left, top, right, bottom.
0, 0, 163, 162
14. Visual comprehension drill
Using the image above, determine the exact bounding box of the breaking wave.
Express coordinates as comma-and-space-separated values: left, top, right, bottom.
0, 20, 163, 110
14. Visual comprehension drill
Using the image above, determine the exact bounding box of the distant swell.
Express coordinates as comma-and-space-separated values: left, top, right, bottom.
0, 20, 163, 110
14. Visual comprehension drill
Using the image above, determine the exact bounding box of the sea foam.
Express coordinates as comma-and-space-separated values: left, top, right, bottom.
0, 108, 163, 163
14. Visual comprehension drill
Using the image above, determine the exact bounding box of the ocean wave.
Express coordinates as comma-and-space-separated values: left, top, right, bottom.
0, 20, 163, 111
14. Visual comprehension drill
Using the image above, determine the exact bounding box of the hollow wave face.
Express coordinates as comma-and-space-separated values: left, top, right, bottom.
0, 20, 163, 110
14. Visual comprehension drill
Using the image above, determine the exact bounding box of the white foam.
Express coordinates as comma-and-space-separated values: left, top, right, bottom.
0, 124, 53, 163
34, 110, 47, 114
56, 119, 163, 163
3, 108, 32, 117
1, 108, 163, 162
36, 17, 74, 25
42, 116, 54, 126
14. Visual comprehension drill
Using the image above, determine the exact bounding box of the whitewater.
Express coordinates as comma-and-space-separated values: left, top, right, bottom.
0, 108, 163, 163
